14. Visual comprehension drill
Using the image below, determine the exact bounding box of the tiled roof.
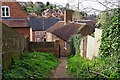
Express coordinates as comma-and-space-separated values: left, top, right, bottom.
47, 22, 88, 42
0, 20, 29, 27
76, 20, 96, 32
46, 21, 64, 33
28, 17, 59, 31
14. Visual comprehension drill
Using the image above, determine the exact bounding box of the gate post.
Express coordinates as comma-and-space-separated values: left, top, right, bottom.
54, 40, 60, 58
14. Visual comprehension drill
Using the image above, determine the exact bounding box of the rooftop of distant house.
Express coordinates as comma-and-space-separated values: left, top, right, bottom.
28, 17, 59, 31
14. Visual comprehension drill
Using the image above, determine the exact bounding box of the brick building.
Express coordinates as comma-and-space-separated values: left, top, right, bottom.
46, 10, 96, 57
0, 0, 32, 41
28, 17, 59, 42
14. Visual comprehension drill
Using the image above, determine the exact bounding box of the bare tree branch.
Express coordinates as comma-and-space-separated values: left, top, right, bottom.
96, 0, 111, 9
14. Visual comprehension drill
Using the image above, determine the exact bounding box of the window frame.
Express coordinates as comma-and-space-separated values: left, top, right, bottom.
47, 32, 51, 39
36, 38, 40, 42
1, 6, 10, 17
35, 31, 40, 35
64, 41, 67, 50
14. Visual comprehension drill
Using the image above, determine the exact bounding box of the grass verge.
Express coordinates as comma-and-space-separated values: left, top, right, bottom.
3, 52, 59, 79
67, 54, 119, 78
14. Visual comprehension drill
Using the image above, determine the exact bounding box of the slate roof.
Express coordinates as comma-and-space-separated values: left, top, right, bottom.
0, 20, 29, 27
28, 18, 59, 31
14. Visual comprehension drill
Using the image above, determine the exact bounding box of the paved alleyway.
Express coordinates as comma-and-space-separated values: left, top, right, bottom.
51, 57, 69, 78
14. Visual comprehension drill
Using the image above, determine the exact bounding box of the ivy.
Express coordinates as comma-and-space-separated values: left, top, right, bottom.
99, 8, 120, 57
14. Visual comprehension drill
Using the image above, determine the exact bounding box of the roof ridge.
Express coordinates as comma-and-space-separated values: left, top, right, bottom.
70, 22, 87, 25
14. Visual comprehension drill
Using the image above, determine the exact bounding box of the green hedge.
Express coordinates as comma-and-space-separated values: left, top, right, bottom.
3, 52, 59, 79
99, 8, 120, 57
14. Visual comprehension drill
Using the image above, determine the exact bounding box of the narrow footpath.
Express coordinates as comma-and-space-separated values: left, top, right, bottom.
51, 57, 68, 78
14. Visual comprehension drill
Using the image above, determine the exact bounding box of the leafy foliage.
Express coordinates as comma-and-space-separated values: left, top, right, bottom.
67, 8, 120, 79
69, 34, 82, 55
99, 8, 120, 57
67, 54, 119, 78
23, 2, 63, 16
3, 52, 58, 79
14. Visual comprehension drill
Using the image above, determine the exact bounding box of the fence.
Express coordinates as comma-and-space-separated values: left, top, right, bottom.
80, 28, 102, 60
29, 40, 59, 57
2, 23, 28, 70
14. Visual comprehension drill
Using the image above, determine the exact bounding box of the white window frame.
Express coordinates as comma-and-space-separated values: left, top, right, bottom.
47, 32, 51, 39
36, 38, 40, 42
1, 6, 10, 17
64, 42, 67, 50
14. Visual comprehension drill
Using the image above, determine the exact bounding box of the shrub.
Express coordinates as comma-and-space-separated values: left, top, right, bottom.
69, 34, 82, 55
67, 54, 119, 78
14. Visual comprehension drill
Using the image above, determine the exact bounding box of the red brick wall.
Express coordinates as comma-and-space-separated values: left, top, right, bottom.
64, 10, 73, 24
29, 41, 60, 57
32, 31, 56, 42
12, 27, 30, 39
0, 2, 28, 18
32, 31, 36, 42
32, 31, 44, 42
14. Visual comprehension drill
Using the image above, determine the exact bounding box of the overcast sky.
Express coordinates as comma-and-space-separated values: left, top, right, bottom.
17, 0, 68, 6
16, 0, 119, 15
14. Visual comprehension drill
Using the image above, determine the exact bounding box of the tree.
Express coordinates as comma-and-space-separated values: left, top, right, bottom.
26, 3, 37, 13
46, 2, 50, 7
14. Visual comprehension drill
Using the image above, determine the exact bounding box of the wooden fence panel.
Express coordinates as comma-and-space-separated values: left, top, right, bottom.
94, 28, 102, 57
86, 35, 95, 60
80, 28, 102, 60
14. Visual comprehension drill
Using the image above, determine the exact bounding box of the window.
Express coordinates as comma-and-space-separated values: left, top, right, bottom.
64, 42, 67, 50
47, 32, 51, 39
35, 31, 40, 35
1, 6, 10, 17
36, 38, 40, 42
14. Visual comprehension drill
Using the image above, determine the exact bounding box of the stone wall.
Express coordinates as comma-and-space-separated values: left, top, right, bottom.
2, 23, 28, 70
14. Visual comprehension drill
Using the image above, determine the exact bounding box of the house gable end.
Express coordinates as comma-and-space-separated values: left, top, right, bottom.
0, 2, 28, 18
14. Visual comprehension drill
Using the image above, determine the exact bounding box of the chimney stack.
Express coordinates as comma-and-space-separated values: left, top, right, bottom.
64, 10, 73, 25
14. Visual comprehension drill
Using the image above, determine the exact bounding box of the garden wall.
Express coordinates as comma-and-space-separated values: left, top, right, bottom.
29, 40, 59, 57
2, 23, 28, 70
0, 23, 2, 79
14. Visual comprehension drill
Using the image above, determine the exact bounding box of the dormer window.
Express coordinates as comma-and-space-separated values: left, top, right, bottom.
1, 6, 10, 17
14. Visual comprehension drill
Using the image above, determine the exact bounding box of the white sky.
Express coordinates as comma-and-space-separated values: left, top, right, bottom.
16, 0, 119, 15
17, 0, 68, 6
